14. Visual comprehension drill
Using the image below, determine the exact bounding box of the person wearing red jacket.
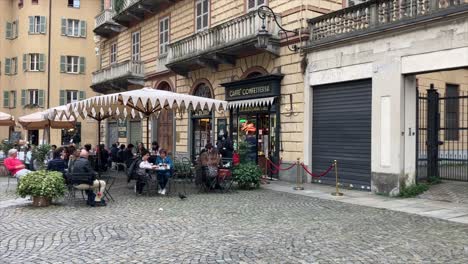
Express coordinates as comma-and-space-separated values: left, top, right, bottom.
4, 149, 31, 180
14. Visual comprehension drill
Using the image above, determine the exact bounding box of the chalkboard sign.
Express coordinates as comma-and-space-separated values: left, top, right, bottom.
10, 131, 22, 143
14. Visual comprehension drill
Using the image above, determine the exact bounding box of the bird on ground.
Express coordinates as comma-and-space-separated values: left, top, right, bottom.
178, 193, 187, 200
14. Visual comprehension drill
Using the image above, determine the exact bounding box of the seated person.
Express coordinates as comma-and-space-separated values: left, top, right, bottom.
71, 149, 106, 207
135, 150, 156, 195
4, 149, 31, 180
156, 149, 173, 195
47, 150, 67, 175
198, 143, 220, 188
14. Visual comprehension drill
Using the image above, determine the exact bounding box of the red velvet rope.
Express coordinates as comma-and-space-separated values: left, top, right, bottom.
266, 158, 296, 172
300, 163, 334, 178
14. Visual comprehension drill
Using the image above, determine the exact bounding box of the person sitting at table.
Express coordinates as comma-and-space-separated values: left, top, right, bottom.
4, 149, 31, 180
136, 142, 146, 157
156, 149, 173, 195
198, 143, 220, 188
72, 149, 106, 207
135, 150, 156, 195
47, 150, 67, 175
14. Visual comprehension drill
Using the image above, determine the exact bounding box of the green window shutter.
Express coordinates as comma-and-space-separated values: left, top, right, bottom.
5, 58, 11, 74
21, 90, 26, 106
6, 22, 12, 39
79, 57, 85, 74
38, 90, 44, 107
80, 20, 86, 38
61, 18, 67, 36
29, 16, 34, 34
79, 91, 85, 101
3, 91, 9, 108
60, 56, 66, 72
12, 91, 16, 108
40, 16, 46, 34
23, 54, 27, 72
15, 20, 18, 38
59, 90, 66, 105
14, 57, 17, 74
39, 54, 45, 71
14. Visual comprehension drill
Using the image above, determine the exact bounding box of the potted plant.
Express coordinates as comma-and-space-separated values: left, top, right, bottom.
232, 162, 262, 189
17, 170, 66, 207
32, 144, 51, 170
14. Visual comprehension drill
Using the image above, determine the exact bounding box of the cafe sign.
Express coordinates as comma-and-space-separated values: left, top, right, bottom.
222, 74, 283, 101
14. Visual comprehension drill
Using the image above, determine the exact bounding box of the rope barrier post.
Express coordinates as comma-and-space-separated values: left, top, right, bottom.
331, 160, 343, 196
293, 158, 304, 190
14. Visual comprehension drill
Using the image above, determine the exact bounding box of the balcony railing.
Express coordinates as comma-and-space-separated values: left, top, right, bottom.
156, 54, 169, 73
92, 60, 144, 85
95, 9, 117, 28
114, 0, 139, 13
167, 10, 281, 63
308, 0, 468, 45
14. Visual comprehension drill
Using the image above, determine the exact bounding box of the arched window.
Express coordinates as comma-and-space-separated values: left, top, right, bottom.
246, 71, 264, 79
156, 81, 171, 91
193, 83, 212, 98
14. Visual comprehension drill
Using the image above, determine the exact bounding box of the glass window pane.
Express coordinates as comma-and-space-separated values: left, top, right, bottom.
203, 0, 208, 13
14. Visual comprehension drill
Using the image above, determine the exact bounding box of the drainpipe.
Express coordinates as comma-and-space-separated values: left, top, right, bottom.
46, 0, 52, 143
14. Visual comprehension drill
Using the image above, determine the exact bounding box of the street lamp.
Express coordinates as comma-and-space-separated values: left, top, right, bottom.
257, 5, 299, 52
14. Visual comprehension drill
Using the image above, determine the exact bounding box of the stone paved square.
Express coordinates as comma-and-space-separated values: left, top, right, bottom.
1, 176, 468, 263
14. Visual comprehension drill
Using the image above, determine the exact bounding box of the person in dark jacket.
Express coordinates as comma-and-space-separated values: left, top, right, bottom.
73, 150, 106, 206
47, 150, 67, 175
110, 143, 120, 162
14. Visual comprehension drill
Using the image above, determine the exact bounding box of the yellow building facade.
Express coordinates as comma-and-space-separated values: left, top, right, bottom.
0, 0, 100, 146
93, 0, 342, 181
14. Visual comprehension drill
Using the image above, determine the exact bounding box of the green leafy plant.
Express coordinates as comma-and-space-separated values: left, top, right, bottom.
232, 162, 262, 189
399, 183, 429, 198
32, 144, 51, 169
17, 170, 66, 199
237, 141, 250, 163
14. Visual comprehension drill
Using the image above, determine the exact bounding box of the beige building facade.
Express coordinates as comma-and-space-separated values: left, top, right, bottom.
0, 0, 100, 146
93, 0, 342, 181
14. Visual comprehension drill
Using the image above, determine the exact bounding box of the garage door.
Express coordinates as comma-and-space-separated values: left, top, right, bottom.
312, 79, 372, 188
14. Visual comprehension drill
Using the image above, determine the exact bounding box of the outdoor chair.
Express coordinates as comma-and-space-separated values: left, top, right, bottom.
64, 172, 89, 204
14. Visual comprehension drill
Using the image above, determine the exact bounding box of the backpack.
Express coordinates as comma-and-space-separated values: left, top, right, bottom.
126, 158, 142, 182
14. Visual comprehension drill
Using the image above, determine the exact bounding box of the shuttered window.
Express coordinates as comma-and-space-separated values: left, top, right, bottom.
61, 18, 86, 37
110, 42, 118, 64
159, 17, 170, 55
247, 0, 265, 11
21, 89, 44, 107
3, 91, 16, 108
28, 16, 46, 34
132, 31, 140, 61
61, 56, 85, 74
5, 20, 18, 39
23, 54, 45, 72
195, 0, 209, 32
5, 57, 17, 75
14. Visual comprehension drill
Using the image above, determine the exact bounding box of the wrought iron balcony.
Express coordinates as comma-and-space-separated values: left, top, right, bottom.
94, 9, 123, 38
113, 0, 174, 27
91, 60, 145, 94
166, 10, 281, 76
306, 0, 468, 49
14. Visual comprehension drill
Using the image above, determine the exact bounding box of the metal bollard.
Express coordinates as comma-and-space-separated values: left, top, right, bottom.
331, 160, 343, 196
293, 158, 304, 190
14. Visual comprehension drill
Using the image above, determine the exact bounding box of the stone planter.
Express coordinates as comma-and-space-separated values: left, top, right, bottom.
32, 196, 51, 207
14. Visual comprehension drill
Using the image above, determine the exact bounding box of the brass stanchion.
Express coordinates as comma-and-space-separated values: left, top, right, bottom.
293, 158, 304, 190
331, 160, 343, 196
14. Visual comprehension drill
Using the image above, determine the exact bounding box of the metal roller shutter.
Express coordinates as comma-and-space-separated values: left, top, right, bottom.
312, 79, 372, 188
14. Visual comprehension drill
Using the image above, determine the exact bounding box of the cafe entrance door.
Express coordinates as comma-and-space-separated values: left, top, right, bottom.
232, 110, 278, 176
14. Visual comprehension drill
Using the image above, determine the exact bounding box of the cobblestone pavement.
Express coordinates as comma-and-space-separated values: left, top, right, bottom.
419, 180, 468, 204
2, 176, 468, 263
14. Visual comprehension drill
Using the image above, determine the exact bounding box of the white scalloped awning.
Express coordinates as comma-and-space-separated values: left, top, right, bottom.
228, 97, 275, 109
